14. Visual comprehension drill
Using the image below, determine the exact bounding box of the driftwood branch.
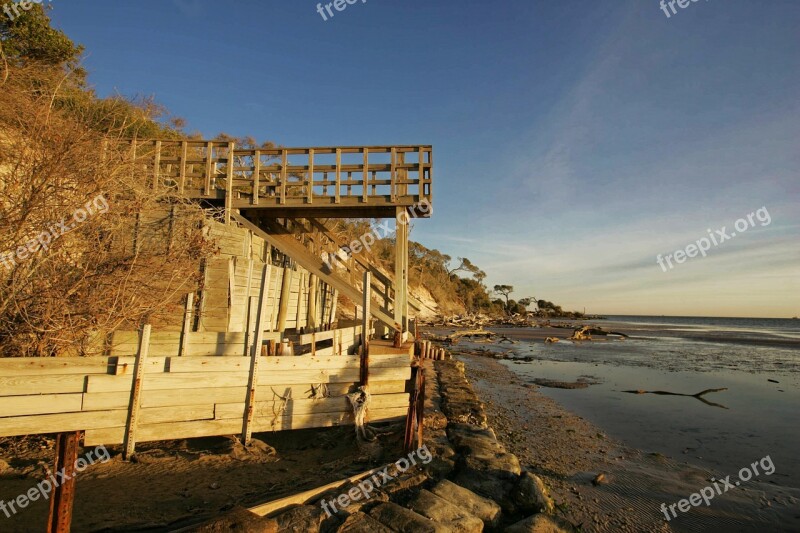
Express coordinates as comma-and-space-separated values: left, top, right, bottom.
622, 388, 729, 409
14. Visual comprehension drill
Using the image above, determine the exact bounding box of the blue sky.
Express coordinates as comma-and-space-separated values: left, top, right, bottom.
49, 0, 799, 317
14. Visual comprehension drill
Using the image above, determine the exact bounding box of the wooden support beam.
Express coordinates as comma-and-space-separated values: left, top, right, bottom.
360, 271, 371, 386
123, 324, 150, 460
46, 431, 80, 533
242, 264, 271, 444
178, 293, 194, 356
307, 274, 318, 332
276, 263, 293, 334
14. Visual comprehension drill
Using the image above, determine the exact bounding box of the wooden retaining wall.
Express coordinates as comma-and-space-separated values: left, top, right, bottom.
200, 222, 337, 334
0, 351, 411, 446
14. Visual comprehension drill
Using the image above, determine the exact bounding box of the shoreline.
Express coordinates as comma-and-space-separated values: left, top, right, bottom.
455, 351, 800, 532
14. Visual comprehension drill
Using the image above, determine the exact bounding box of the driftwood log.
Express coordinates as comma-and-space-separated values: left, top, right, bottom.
570, 326, 629, 340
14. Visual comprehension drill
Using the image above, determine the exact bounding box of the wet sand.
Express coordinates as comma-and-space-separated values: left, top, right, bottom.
457, 352, 800, 532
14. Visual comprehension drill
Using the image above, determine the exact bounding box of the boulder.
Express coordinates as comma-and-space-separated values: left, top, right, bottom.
272, 505, 325, 533
336, 512, 393, 533
369, 502, 450, 533
505, 514, 573, 533
187, 506, 278, 532
408, 489, 484, 533
430, 479, 502, 528
513, 472, 555, 515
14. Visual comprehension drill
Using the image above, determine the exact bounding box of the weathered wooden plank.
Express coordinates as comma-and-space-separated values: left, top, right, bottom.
140, 405, 214, 425
86, 366, 409, 393
168, 354, 409, 373
0, 394, 84, 417
83, 407, 408, 446
0, 410, 127, 437
0, 375, 87, 396
0, 357, 113, 377
82, 380, 407, 411
215, 392, 409, 419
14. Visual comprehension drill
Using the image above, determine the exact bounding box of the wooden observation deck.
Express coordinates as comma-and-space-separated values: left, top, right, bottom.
117, 138, 434, 334
122, 140, 433, 219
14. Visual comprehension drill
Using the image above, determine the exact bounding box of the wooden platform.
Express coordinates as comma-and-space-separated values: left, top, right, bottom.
116, 140, 433, 219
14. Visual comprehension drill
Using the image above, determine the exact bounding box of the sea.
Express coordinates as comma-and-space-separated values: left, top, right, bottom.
485, 316, 800, 489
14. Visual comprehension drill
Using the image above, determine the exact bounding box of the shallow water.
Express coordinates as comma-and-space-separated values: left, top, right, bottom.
464, 316, 800, 489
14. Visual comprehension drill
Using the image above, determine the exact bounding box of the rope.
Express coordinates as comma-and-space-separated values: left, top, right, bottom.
346, 386, 375, 441
309, 383, 329, 399
269, 387, 291, 429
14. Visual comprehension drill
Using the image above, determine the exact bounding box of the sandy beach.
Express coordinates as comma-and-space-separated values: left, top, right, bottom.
443, 324, 800, 532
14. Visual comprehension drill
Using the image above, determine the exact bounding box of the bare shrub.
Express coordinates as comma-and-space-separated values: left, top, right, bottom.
0, 65, 215, 357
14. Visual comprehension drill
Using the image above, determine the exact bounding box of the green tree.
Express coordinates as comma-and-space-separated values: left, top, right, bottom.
0, 2, 84, 70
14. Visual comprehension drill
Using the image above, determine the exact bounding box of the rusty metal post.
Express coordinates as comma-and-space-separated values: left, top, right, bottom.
47, 431, 80, 533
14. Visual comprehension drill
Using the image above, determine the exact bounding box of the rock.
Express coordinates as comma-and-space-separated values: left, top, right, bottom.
272, 505, 325, 533
408, 489, 484, 533
452, 471, 517, 513
544, 337, 559, 344
513, 472, 555, 515
379, 471, 428, 498
336, 511, 393, 533
430, 479, 502, 528
423, 456, 456, 480
187, 506, 278, 532
446, 424, 502, 456
592, 473, 607, 486
369, 502, 450, 533
505, 513, 573, 533
461, 450, 521, 478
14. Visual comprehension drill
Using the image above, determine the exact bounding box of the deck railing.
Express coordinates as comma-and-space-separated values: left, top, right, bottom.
117, 140, 433, 212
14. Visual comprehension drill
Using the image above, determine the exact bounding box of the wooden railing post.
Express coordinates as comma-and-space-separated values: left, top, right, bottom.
252, 149, 261, 205
279, 149, 288, 204
335, 148, 342, 204
362, 148, 369, 203
390, 147, 397, 201
224, 142, 235, 224
152, 140, 162, 189
204, 141, 214, 196
307, 149, 314, 204
178, 140, 188, 195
